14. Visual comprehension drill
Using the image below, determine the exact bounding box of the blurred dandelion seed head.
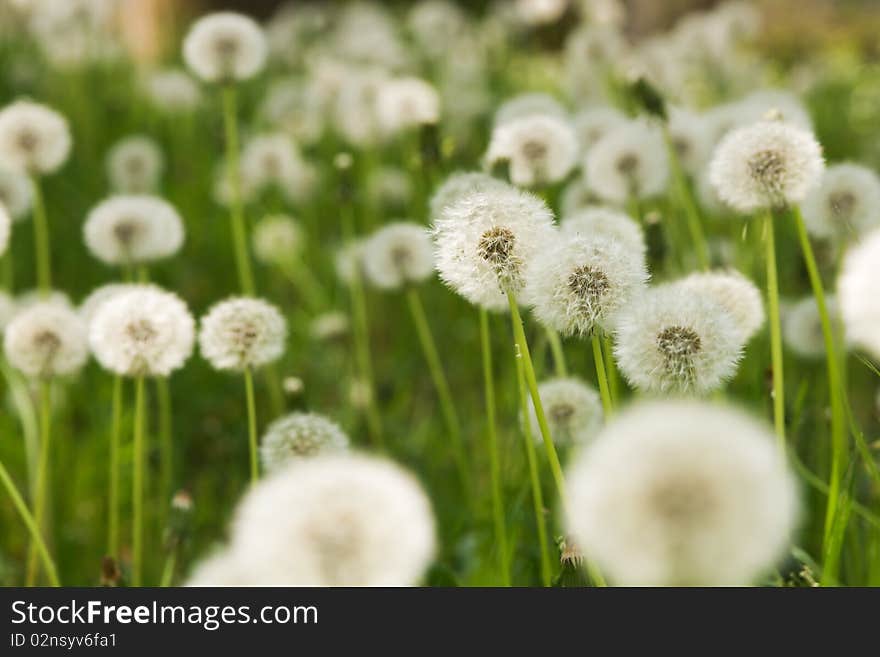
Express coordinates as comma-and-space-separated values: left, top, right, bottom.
199, 297, 287, 372
260, 412, 350, 474
0, 99, 71, 174
4, 301, 88, 379
183, 12, 267, 84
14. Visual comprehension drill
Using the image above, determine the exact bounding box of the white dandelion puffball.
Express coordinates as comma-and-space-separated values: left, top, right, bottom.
561, 206, 646, 255
199, 297, 287, 372
363, 222, 434, 291
485, 113, 578, 188
527, 232, 648, 337
183, 12, 267, 83
185, 550, 250, 587
0, 100, 72, 174
572, 107, 627, 156
83, 195, 185, 266
106, 135, 164, 194
432, 184, 557, 311
367, 166, 413, 208
0, 203, 9, 256
252, 214, 303, 266
407, 0, 466, 59
494, 93, 568, 127
376, 77, 440, 136
0, 166, 32, 220
228, 453, 436, 586
839, 229, 880, 360
240, 133, 309, 197
3, 301, 88, 378
526, 376, 603, 447
679, 270, 765, 343
144, 69, 203, 112
614, 284, 743, 394
79, 283, 147, 327
311, 311, 349, 341
515, 0, 570, 26
15, 289, 73, 314
783, 295, 840, 359
428, 171, 507, 222
260, 412, 350, 474
801, 164, 880, 240
565, 400, 799, 586
708, 120, 824, 213
89, 286, 195, 377
585, 120, 669, 204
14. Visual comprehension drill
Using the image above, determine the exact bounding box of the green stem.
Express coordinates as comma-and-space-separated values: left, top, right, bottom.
222, 85, 256, 296
545, 328, 568, 377
244, 367, 259, 483
764, 211, 785, 449
107, 375, 123, 557
406, 287, 469, 494
30, 177, 51, 293
157, 378, 172, 509
792, 206, 848, 583
0, 459, 59, 586
159, 550, 177, 588
514, 344, 552, 586
591, 333, 614, 417
132, 375, 145, 586
281, 260, 326, 314
479, 308, 510, 586
663, 126, 709, 270
263, 365, 284, 417
26, 380, 52, 585
603, 335, 619, 404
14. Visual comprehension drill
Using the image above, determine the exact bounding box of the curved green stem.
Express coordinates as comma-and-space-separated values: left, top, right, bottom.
545, 328, 567, 377
591, 333, 614, 417
26, 380, 52, 585
603, 335, 619, 403
30, 177, 51, 293
222, 85, 256, 296
406, 288, 469, 494
479, 308, 510, 586
107, 375, 123, 557
0, 459, 59, 586
764, 211, 785, 449
244, 367, 259, 483
132, 375, 145, 586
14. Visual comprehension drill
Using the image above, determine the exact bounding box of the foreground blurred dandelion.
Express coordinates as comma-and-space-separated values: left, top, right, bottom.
260, 412, 350, 474
566, 400, 799, 586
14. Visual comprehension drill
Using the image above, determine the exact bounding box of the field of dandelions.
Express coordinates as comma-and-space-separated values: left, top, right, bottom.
1, 0, 879, 588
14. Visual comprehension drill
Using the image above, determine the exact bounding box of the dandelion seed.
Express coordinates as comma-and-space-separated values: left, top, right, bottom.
3, 301, 88, 379
183, 12, 267, 84
614, 284, 743, 394
228, 453, 436, 586
708, 119, 824, 213
0, 100, 71, 174
0, 166, 32, 220
585, 119, 669, 204
106, 136, 164, 194
561, 206, 646, 255
198, 297, 286, 372
801, 164, 880, 241
252, 214, 303, 267
83, 195, 184, 266
363, 222, 434, 291
260, 412, 350, 474
485, 113, 578, 187
525, 376, 603, 447
679, 270, 765, 343
432, 184, 556, 311
89, 286, 195, 377
565, 400, 799, 585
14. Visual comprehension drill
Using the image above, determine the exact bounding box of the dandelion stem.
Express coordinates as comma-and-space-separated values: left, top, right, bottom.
514, 344, 552, 587
26, 380, 52, 585
30, 177, 51, 294
159, 550, 177, 588
663, 126, 709, 270
591, 333, 614, 416
479, 307, 510, 586
107, 375, 123, 557
132, 375, 145, 587
0, 458, 59, 586
792, 206, 848, 583
406, 287, 469, 493
221, 85, 256, 296
244, 367, 259, 483
157, 378, 173, 510
545, 328, 567, 377
763, 211, 785, 448
603, 334, 619, 403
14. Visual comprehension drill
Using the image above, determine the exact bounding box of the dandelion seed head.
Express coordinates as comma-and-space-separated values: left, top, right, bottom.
679, 270, 765, 343
376, 77, 440, 136
260, 412, 350, 474
89, 286, 195, 377
614, 284, 743, 394
485, 113, 578, 187
585, 119, 669, 203
432, 185, 557, 311
561, 206, 646, 255
526, 376, 603, 447
428, 172, 507, 223
83, 195, 184, 266
79, 283, 152, 327
3, 301, 88, 378
363, 222, 434, 291
229, 453, 436, 586
106, 135, 164, 194
783, 294, 841, 359
801, 164, 880, 240
311, 311, 349, 342
0, 166, 32, 220
252, 214, 303, 266
333, 67, 387, 148
565, 400, 799, 585
572, 106, 627, 155
260, 79, 324, 146
839, 229, 880, 360
407, 0, 467, 59
199, 297, 287, 372
143, 69, 203, 113
367, 166, 413, 209
240, 133, 308, 197
0, 100, 71, 174
183, 12, 267, 83
708, 120, 824, 213
515, 0, 570, 26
